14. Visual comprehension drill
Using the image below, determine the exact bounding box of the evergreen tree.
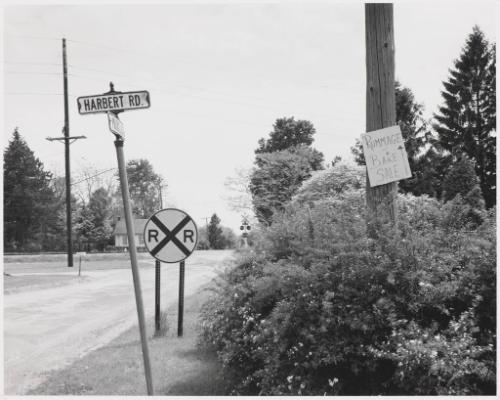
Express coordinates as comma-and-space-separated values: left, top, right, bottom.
442, 155, 483, 202
442, 155, 486, 227
3, 128, 58, 251
207, 213, 224, 249
434, 26, 496, 207
351, 81, 445, 197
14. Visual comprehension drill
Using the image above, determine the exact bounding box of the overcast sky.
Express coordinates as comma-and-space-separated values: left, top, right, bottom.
2, 0, 497, 232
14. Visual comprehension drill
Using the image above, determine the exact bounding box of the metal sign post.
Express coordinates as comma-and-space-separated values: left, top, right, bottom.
155, 259, 161, 334
77, 83, 153, 395
154, 186, 165, 335
178, 260, 185, 337
114, 136, 154, 396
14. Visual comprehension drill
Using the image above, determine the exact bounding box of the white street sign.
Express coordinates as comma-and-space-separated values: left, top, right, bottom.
77, 91, 150, 114
361, 125, 412, 187
144, 208, 198, 263
108, 112, 125, 137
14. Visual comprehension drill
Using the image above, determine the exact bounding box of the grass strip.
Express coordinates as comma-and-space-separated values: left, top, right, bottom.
28, 283, 225, 395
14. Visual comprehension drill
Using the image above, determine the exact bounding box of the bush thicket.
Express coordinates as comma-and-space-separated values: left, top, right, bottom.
199, 186, 496, 395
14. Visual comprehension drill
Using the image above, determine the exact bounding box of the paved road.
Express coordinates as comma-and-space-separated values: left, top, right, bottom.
3, 250, 234, 395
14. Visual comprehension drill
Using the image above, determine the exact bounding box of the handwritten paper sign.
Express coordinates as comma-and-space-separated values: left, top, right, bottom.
361, 125, 412, 187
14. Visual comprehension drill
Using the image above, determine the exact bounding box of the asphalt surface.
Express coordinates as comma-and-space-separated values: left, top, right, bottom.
3, 250, 234, 395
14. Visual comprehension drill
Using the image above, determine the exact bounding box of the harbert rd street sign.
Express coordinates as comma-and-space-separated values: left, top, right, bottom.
77, 90, 150, 115
144, 208, 198, 263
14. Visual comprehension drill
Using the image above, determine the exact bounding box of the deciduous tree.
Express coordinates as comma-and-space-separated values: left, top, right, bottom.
251, 117, 324, 225
250, 146, 321, 224
121, 159, 163, 218
255, 117, 316, 154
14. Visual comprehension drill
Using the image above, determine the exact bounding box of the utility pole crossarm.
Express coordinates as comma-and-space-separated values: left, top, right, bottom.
46, 135, 87, 142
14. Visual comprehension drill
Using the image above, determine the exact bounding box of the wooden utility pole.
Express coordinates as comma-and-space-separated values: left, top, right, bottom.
365, 3, 397, 225
62, 38, 73, 266
46, 39, 85, 266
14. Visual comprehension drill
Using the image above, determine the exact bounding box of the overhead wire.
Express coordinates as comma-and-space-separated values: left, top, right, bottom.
6, 38, 344, 112
5, 33, 60, 41
5, 35, 355, 138
5, 61, 61, 66
71, 168, 117, 186
5, 71, 69, 76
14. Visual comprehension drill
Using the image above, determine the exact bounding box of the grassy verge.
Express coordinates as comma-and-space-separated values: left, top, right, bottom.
28, 283, 225, 396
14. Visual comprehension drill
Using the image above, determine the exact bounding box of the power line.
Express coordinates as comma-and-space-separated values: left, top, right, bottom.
68, 64, 146, 80
5, 33, 60, 41
5, 71, 74, 76
5, 61, 61, 66
4, 92, 77, 97
66, 38, 152, 57
71, 168, 117, 186
72, 164, 116, 182
5, 36, 358, 126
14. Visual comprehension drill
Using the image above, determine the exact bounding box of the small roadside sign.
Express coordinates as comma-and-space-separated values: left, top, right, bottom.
144, 208, 198, 264
77, 90, 150, 115
108, 112, 125, 137
361, 125, 412, 187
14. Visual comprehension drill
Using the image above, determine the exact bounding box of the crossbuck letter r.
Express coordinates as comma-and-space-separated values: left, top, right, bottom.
183, 230, 194, 243
148, 229, 159, 242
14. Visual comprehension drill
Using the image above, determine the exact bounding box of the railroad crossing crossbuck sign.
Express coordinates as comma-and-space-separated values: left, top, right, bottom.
144, 208, 198, 263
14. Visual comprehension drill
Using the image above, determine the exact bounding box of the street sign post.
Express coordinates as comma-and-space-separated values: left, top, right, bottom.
360, 125, 412, 187
77, 90, 150, 115
76, 83, 153, 396
143, 208, 198, 264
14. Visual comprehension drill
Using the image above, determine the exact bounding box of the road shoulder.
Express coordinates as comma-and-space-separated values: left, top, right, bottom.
27, 283, 226, 396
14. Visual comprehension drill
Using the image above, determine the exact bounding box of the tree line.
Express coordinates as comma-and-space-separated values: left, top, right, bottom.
247, 26, 495, 224
3, 134, 237, 253
3, 141, 163, 252
3, 27, 495, 252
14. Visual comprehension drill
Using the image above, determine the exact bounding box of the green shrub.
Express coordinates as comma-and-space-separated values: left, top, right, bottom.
199, 195, 496, 395
293, 164, 365, 205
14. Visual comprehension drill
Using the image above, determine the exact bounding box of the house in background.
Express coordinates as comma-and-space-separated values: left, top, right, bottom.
113, 217, 148, 251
